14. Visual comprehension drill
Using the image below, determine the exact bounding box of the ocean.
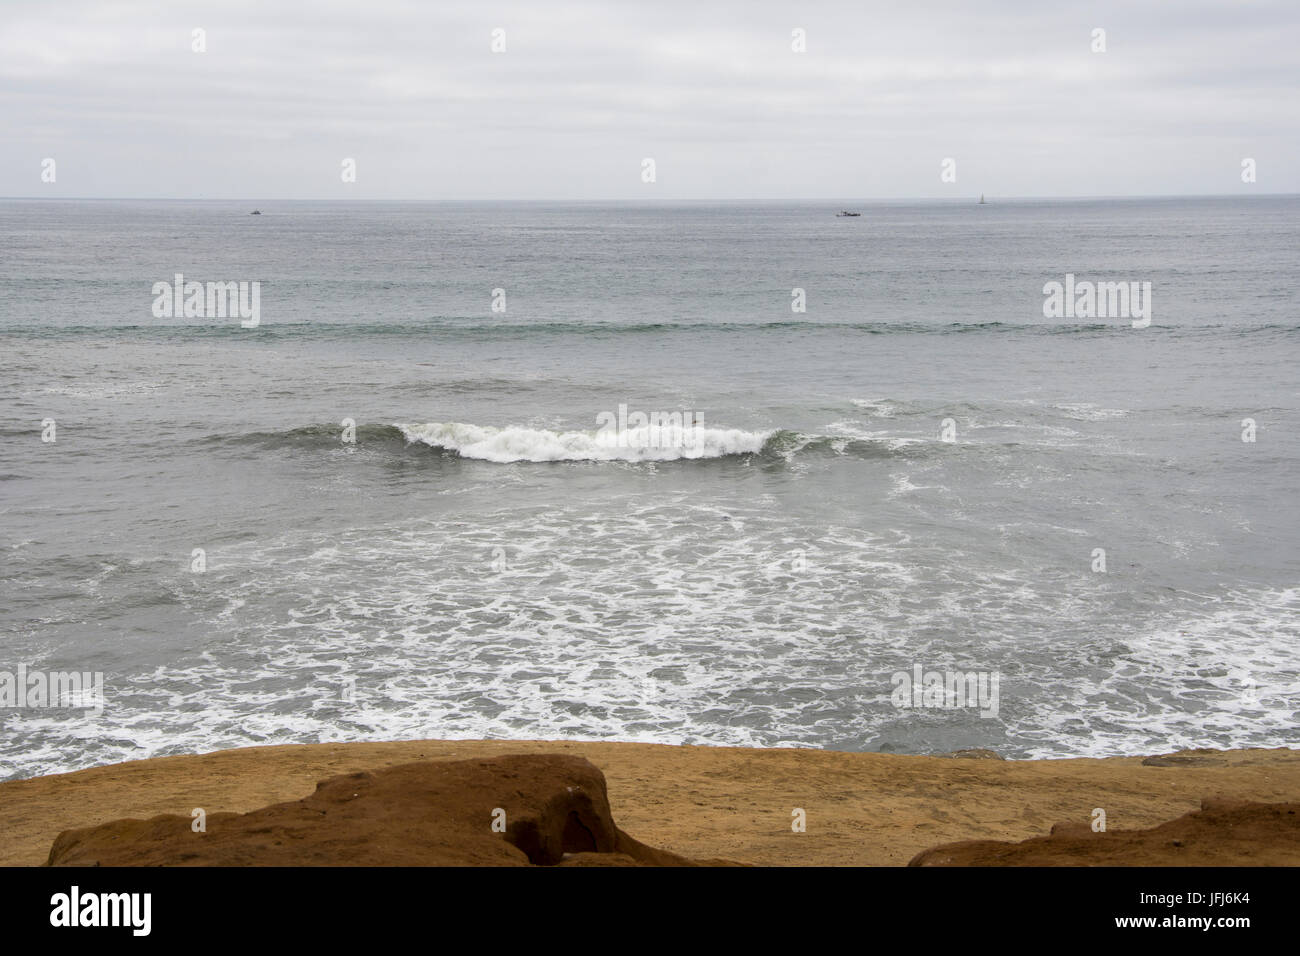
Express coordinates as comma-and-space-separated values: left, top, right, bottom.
2, 195, 1297, 780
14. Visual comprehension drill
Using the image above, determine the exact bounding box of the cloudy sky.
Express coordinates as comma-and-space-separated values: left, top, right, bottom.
2, 0, 1296, 199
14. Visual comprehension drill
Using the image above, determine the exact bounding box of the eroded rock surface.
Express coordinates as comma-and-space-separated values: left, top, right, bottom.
45, 754, 730, 867
909, 798, 1300, 866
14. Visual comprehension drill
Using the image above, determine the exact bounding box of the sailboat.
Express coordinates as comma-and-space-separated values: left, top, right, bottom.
978, 195, 986, 205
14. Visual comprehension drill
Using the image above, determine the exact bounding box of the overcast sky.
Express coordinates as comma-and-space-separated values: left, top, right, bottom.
2, 0, 1296, 199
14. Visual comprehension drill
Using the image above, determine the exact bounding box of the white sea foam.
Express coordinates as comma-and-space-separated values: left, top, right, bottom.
826, 421, 928, 449
37, 381, 164, 400
7, 505, 1297, 778
1051, 402, 1132, 421
851, 398, 899, 417
1024, 585, 1300, 759
395, 421, 772, 462
888, 473, 925, 497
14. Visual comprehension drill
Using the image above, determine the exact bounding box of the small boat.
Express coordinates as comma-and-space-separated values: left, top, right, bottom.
836, 210, 861, 217
250, 210, 262, 215
978, 195, 986, 205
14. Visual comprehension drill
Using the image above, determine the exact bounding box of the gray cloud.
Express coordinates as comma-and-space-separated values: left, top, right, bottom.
2, 0, 1296, 198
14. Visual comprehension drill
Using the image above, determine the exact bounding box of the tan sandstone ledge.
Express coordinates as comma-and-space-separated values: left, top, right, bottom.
2, 741, 1297, 867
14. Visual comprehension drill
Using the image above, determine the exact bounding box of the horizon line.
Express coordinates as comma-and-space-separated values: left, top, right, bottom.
1, 192, 1294, 204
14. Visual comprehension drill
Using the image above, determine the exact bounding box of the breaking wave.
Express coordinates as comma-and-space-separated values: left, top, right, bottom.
395, 421, 772, 462
197, 422, 957, 463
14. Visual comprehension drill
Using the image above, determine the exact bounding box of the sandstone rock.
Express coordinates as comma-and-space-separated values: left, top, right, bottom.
940, 749, 1005, 760
908, 800, 1300, 866
45, 754, 734, 867
1141, 748, 1231, 767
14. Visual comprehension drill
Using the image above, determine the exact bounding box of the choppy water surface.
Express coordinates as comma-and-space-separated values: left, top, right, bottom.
2, 197, 1297, 779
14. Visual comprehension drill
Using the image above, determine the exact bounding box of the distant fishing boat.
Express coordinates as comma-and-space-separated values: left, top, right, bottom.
836, 210, 861, 217
250, 210, 261, 215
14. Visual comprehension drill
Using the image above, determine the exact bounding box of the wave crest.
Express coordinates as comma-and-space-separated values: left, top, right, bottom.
395, 421, 773, 463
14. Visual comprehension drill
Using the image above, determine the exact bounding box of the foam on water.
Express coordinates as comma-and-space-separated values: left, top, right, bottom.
395, 421, 772, 462
4, 500, 1296, 779
5, 197, 1298, 781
